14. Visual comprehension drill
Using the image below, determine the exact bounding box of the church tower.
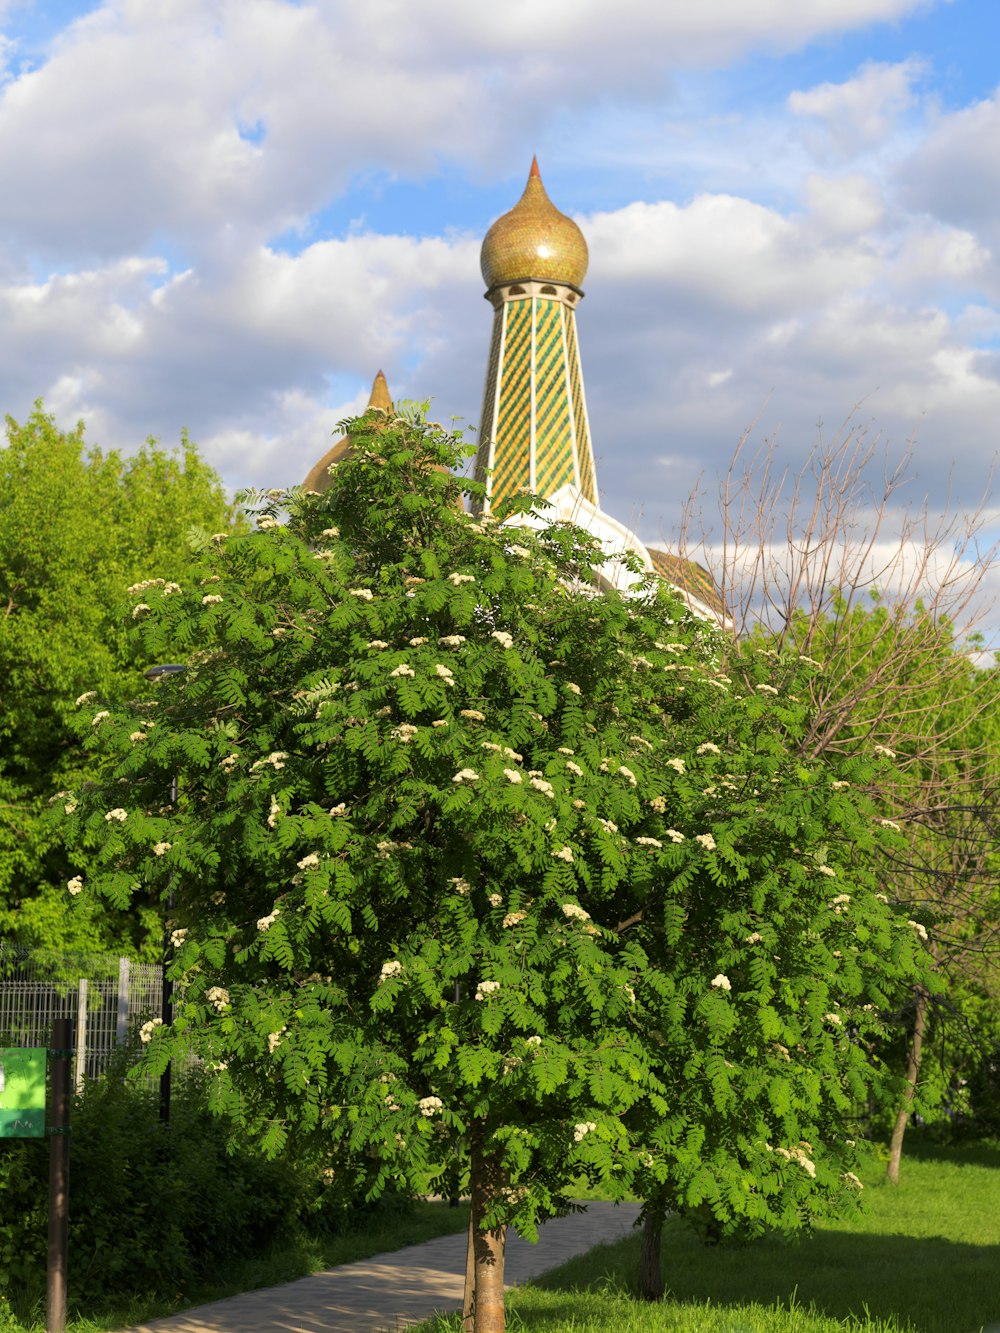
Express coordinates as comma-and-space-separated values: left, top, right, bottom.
474, 158, 599, 515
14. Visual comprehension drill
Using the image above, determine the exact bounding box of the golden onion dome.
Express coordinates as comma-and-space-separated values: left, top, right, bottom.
302, 370, 392, 493
481, 157, 588, 292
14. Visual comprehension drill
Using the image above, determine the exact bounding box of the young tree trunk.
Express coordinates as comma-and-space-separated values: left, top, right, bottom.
469, 1132, 507, 1333
887, 985, 929, 1185
638, 1202, 665, 1301
462, 1209, 475, 1333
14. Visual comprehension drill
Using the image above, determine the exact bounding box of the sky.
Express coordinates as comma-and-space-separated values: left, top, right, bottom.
2, 0, 1000, 638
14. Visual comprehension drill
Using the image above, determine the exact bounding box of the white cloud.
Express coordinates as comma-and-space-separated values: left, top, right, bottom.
789, 59, 925, 157
898, 90, 1000, 248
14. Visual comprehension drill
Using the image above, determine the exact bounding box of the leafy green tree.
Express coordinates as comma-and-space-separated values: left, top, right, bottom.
65, 411, 930, 1333
0, 404, 239, 954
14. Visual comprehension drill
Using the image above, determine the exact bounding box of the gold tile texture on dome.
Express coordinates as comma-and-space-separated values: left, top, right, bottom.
481, 158, 589, 292
302, 370, 393, 493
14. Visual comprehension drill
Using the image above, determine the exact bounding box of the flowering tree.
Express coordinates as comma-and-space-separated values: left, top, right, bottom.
65, 411, 930, 1332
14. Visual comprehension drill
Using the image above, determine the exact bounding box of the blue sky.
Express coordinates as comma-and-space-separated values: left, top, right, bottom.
1, 0, 999, 637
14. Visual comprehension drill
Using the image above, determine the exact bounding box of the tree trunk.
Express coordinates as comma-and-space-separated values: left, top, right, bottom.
887, 985, 929, 1185
469, 1132, 507, 1333
638, 1203, 665, 1301
462, 1209, 475, 1333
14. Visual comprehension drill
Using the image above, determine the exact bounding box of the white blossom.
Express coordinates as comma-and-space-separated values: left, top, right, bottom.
711, 974, 732, 992
105, 808, 128, 823
824, 1012, 843, 1025
297, 852, 320, 870
504, 769, 523, 784
475, 980, 500, 1000
452, 768, 480, 784
268, 1029, 286, 1054
695, 833, 716, 851
221, 754, 238, 772
842, 1172, 864, 1190
831, 780, 850, 790
874, 744, 896, 758
368, 639, 389, 649
449, 877, 471, 895
745, 931, 763, 944
393, 723, 419, 742
636, 837, 662, 849
565, 761, 583, 777
618, 765, 637, 786
565, 682, 581, 695
129, 731, 147, 743
648, 796, 668, 813
75, 691, 97, 707
508, 544, 531, 558
552, 846, 574, 863
131, 602, 151, 618
562, 902, 590, 921
153, 842, 172, 857
418, 1096, 444, 1117
879, 819, 901, 831
202, 594, 224, 605
448, 573, 475, 585
321, 527, 340, 538
530, 776, 554, 797
139, 1018, 164, 1043
349, 588, 374, 600
67, 876, 83, 896
756, 683, 779, 696
440, 635, 467, 647
597, 819, 618, 833
488, 893, 503, 907
817, 865, 837, 878
257, 910, 280, 931
170, 928, 188, 948
329, 802, 348, 816
502, 911, 526, 928
908, 919, 929, 942
525, 1035, 542, 1047
379, 960, 404, 983
460, 709, 485, 721
667, 758, 686, 774
491, 630, 514, 649
665, 829, 685, 843
435, 664, 455, 683
409, 637, 429, 646
389, 663, 415, 678
696, 742, 721, 755
92, 711, 110, 726
573, 1121, 597, 1143
267, 796, 282, 829
206, 986, 230, 1011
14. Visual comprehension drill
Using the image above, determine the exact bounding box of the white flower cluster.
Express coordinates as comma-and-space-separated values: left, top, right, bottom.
368, 639, 389, 650
824, 1012, 842, 1025
772, 1144, 816, 1177
202, 594, 224, 606
389, 663, 415, 678
695, 833, 716, 851
268, 1029, 286, 1053
460, 709, 485, 721
573, 1121, 597, 1143
67, 876, 83, 896
488, 892, 503, 907
817, 865, 837, 878
206, 986, 230, 1011
696, 742, 721, 755
139, 1018, 164, 1043
529, 776, 554, 797
257, 910, 279, 931
132, 603, 151, 618
562, 902, 591, 922
448, 573, 475, 585
105, 808, 128, 823
297, 852, 320, 870
440, 635, 466, 646
435, 664, 455, 684
92, 711, 110, 726
665, 829, 685, 843
170, 929, 188, 948
491, 630, 514, 649
393, 723, 418, 743
552, 846, 574, 863
908, 919, 929, 942
565, 682, 581, 695
449, 877, 471, 895
418, 1096, 444, 1117
667, 758, 686, 774
409, 637, 428, 646
475, 980, 500, 1001
502, 912, 527, 929
349, 588, 374, 600
75, 691, 97, 707
452, 768, 480, 784
745, 932, 763, 944
565, 761, 583, 777
710, 974, 732, 992
635, 837, 662, 849
503, 769, 522, 784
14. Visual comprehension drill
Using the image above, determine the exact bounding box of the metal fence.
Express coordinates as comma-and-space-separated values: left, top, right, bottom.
0, 945, 162, 1087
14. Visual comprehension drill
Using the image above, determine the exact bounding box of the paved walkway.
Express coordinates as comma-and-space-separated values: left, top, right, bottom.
120, 1202, 642, 1333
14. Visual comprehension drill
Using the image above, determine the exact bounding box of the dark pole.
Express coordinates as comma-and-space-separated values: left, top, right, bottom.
144, 665, 185, 1129
47, 1017, 71, 1333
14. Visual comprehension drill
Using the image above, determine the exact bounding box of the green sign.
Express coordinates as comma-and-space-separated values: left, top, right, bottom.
0, 1048, 46, 1138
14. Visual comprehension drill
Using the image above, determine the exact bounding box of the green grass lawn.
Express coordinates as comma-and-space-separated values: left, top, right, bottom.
417, 1141, 1000, 1333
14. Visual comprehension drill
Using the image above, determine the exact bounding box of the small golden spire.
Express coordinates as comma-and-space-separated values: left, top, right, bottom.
302, 371, 394, 493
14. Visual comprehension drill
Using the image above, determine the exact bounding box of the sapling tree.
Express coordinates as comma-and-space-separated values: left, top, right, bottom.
65, 410, 930, 1332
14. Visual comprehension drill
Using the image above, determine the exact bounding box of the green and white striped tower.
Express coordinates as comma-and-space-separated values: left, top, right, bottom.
474, 158, 598, 515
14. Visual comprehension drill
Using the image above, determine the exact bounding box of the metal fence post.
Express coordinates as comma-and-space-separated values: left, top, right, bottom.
116, 957, 130, 1047
74, 980, 87, 1094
